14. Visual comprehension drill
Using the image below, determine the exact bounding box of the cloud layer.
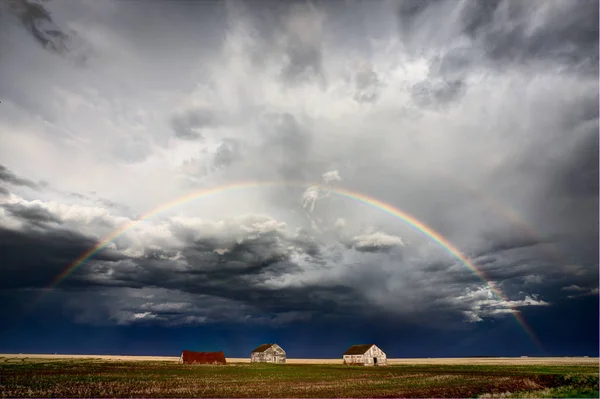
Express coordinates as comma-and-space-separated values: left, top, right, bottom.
0, 0, 597, 347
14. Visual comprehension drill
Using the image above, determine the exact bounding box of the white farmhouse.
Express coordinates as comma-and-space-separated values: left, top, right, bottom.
343, 344, 387, 366
250, 343, 286, 364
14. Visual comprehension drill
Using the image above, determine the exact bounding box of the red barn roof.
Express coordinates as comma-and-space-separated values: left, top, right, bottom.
180, 350, 226, 364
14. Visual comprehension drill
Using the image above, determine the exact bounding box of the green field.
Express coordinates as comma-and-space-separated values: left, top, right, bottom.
0, 359, 598, 398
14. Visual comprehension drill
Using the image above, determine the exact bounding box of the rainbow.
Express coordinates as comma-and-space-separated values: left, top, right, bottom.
47, 180, 541, 346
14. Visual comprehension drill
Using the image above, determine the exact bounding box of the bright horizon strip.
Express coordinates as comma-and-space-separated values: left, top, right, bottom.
48, 180, 541, 347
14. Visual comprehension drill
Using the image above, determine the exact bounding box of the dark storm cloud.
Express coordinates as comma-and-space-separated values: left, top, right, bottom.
396, 0, 598, 110
66, 230, 367, 325
170, 108, 217, 140
7, 209, 367, 326
182, 236, 295, 277
462, 0, 599, 74
396, 0, 599, 74
0, 0, 596, 347
2, 202, 62, 226
0, 225, 126, 290
0, 164, 39, 189
2, 0, 69, 55
474, 231, 553, 259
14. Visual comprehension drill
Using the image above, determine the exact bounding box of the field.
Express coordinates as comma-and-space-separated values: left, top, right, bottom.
0, 355, 598, 398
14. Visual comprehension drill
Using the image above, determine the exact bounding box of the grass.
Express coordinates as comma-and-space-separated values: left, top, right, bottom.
0, 359, 597, 398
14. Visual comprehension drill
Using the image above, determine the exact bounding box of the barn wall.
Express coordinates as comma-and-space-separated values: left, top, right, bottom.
343, 354, 365, 365
180, 351, 226, 364
251, 345, 286, 364
365, 345, 387, 366
344, 346, 387, 366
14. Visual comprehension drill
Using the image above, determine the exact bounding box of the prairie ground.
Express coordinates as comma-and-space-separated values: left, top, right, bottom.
0, 356, 597, 398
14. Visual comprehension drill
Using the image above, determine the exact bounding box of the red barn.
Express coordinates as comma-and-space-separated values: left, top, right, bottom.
179, 350, 226, 365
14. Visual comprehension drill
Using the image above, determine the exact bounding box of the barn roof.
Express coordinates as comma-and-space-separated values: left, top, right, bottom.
343, 344, 375, 355
251, 343, 276, 353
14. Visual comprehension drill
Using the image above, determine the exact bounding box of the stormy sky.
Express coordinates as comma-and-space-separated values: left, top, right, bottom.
0, 0, 597, 357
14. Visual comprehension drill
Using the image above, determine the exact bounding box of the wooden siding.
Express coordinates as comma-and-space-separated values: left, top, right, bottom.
250, 344, 286, 364
343, 345, 387, 366
179, 350, 226, 365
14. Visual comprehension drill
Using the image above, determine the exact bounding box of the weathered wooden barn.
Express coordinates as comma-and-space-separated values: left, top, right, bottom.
250, 343, 286, 364
179, 350, 226, 365
343, 344, 387, 366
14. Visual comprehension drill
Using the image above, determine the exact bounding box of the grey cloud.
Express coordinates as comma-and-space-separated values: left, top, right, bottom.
560, 284, 599, 298
562, 285, 586, 292
459, 0, 503, 39
354, 62, 382, 103
0, 225, 126, 290
2, 0, 69, 55
170, 108, 217, 140
182, 236, 298, 278
0, 201, 563, 328
397, 0, 598, 111
411, 79, 466, 109
428, 47, 478, 81
410, 46, 475, 109
0, 164, 39, 189
71, 239, 364, 326
259, 112, 313, 181
178, 139, 245, 180
1, 0, 597, 333
2, 202, 62, 226
466, 1, 599, 74
97, 198, 130, 213
350, 231, 405, 253
69, 192, 88, 200
62, 283, 364, 327
396, 0, 442, 39
280, 3, 325, 84
474, 230, 554, 259
213, 139, 242, 170
546, 121, 599, 198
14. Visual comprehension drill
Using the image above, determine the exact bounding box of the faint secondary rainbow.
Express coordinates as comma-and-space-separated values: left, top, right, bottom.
48, 180, 540, 346
438, 171, 567, 265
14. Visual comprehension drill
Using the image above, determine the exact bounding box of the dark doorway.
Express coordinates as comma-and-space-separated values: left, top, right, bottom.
373, 357, 377, 365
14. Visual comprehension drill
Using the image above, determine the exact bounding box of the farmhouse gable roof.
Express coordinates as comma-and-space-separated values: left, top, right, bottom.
343, 344, 375, 355
252, 343, 278, 353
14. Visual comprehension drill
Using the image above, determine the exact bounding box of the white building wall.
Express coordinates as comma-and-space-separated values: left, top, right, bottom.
344, 345, 387, 366
251, 344, 286, 364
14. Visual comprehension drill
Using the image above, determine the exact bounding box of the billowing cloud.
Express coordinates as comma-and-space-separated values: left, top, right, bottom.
322, 170, 341, 184
351, 231, 405, 253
